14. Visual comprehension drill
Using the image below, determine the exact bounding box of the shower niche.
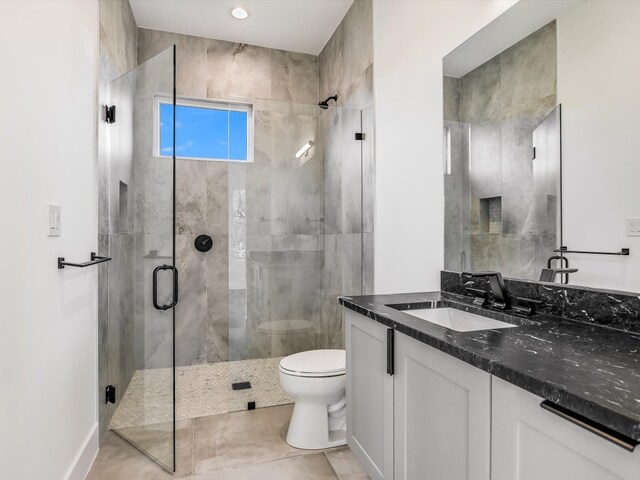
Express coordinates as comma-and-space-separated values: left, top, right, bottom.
478, 196, 502, 234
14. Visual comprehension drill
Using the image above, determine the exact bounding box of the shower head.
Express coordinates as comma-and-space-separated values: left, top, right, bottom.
318, 95, 338, 110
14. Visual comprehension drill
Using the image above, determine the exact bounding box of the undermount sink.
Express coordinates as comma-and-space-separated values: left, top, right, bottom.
401, 307, 518, 332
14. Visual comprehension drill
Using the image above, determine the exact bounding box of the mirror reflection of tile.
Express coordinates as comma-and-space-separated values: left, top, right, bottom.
444, 22, 560, 281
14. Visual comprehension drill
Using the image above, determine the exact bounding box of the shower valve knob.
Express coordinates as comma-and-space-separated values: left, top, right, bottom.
195, 234, 213, 252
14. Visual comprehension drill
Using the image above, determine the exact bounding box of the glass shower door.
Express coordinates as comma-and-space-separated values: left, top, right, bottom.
225, 98, 325, 411
106, 46, 177, 471
225, 99, 366, 412
532, 105, 563, 280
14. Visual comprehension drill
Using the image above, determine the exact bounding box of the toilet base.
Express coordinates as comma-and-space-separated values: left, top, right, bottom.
285, 400, 347, 450
327, 429, 347, 448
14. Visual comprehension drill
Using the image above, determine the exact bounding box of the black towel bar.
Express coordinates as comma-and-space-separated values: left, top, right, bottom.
554, 246, 630, 256
58, 252, 112, 269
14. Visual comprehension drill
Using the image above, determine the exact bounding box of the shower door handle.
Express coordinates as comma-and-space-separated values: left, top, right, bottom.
153, 264, 179, 310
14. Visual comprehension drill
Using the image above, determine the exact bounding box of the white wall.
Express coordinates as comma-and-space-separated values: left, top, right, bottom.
0, 2, 99, 479
557, 0, 640, 292
372, 0, 517, 294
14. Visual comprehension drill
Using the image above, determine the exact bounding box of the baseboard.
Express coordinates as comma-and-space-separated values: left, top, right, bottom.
64, 423, 99, 480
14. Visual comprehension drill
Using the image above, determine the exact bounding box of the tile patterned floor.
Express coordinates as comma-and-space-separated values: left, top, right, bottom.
111, 357, 292, 429
88, 405, 370, 480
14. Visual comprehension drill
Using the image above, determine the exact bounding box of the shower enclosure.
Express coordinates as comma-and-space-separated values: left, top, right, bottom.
100, 45, 371, 471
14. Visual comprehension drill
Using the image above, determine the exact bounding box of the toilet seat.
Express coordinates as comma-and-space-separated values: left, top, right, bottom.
279, 349, 346, 378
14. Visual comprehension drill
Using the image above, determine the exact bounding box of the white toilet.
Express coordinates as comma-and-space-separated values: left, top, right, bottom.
279, 349, 347, 449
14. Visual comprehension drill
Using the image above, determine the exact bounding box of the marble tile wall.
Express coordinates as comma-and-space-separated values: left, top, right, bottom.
443, 76, 461, 123
136, 29, 324, 365
97, 0, 138, 442
318, 0, 374, 349
444, 21, 558, 281
137, 29, 319, 105
131, 49, 176, 377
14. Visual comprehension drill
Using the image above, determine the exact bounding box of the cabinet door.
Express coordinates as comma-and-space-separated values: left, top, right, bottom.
345, 310, 394, 480
492, 377, 640, 480
394, 332, 491, 480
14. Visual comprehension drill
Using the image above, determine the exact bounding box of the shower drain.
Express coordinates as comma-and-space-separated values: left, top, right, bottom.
231, 381, 252, 391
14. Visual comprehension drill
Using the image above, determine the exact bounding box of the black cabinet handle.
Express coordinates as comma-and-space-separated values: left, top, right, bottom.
540, 401, 638, 452
387, 328, 394, 375
152, 264, 179, 310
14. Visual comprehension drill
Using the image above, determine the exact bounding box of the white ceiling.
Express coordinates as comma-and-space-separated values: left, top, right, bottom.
129, 0, 354, 55
443, 0, 583, 78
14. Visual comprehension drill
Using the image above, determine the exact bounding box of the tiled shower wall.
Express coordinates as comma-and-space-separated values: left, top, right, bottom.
97, 0, 137, 441
444, 21, 557, 280
318, 0, 375, 349
134, 0, 374, 365
136, 29, 322, 366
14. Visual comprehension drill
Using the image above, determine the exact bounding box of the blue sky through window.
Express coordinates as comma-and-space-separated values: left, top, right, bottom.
159, 103, 248, 160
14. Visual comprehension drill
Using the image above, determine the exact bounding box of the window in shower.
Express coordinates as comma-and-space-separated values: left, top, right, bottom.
156, 96, 253, 162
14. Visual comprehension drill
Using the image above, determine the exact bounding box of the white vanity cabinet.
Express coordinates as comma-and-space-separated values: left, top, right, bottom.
491, 377, 640, 480
394, 332, 491, 480
345, 309, 491, 480
345, 309, 394, 480
346, 309, 640, 480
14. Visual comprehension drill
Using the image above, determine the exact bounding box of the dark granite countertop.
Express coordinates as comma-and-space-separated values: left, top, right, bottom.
339, 291, 640, 442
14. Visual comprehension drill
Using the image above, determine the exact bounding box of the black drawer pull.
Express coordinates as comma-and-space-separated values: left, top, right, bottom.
386, 329, 394, 376
540, 401, 638, 452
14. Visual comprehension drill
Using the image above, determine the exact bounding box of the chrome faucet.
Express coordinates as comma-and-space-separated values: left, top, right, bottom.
462, 271, 511, 310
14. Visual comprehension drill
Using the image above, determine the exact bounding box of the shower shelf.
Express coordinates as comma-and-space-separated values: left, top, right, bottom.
143, 250, 172, 259
58, 252, 112, 269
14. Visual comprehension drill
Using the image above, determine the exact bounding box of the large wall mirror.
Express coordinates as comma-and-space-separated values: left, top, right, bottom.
443, 0, 640, 293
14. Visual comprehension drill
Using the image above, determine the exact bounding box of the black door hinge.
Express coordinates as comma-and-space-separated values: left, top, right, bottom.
355, 132, 365, 141
106, 105, 116, 124
532, 146, 536, 160
106, 385, 116, 404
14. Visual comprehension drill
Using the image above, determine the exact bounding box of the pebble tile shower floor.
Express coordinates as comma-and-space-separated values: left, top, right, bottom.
111, 357, 291, 429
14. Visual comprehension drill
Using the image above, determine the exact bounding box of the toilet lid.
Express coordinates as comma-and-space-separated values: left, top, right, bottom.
279, 349, 346, 377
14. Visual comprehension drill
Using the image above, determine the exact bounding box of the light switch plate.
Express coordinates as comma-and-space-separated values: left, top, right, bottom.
48, 204, 61, 237
626, 217, 640, 237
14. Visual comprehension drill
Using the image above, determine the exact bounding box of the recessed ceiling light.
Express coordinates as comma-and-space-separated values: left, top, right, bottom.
231, 7, 249, 20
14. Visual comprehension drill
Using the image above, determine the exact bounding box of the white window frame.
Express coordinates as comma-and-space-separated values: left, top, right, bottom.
154, 95, 254, 163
